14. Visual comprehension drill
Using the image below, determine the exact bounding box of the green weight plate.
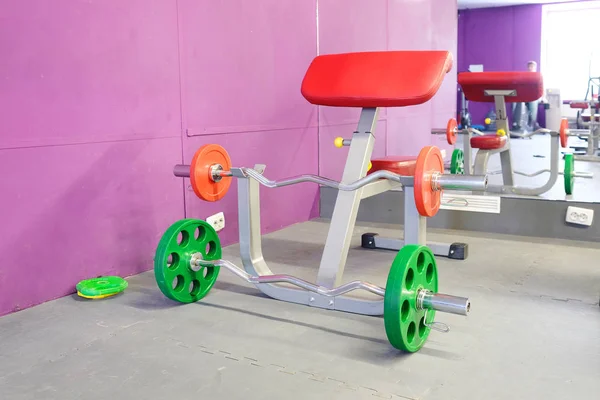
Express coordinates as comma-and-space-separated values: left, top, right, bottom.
76, 276, 128, 298
564, 154, 574, 195
384, 245, 439, 352
154, 219, 221, 303
450, 149, 464, 174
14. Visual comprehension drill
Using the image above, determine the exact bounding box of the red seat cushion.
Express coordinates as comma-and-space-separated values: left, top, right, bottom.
570, 102, 589, 109
458, 72, 543, 103
470, 135, 507, 150
369, 156, 417, 176
301, 51, 453, 108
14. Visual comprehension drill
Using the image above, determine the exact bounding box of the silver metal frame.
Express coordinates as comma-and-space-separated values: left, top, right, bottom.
360, 185, 469, 260
234, 108, 384, 314
232, 107, 483, 315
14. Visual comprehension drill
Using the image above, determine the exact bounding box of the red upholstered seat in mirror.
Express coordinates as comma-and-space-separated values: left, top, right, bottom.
458, 72, 543, 103
301, 51, 453, 108
470, 135, 507, 150
570, 102, 589, 109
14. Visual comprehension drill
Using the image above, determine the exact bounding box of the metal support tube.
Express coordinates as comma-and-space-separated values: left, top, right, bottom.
432, 173, 488, 191
494, 95, 515, 186
418, 290, 471, 316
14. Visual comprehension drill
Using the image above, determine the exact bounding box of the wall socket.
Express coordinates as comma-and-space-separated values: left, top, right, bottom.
565, 206, 594, 227
206, 212, 225, 232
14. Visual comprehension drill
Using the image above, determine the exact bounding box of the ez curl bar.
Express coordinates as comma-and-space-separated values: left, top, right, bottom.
173, 144, 488, 216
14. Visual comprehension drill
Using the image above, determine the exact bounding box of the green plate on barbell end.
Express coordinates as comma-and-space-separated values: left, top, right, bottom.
384, 245, 439, 353
76, 276, 128, 299
564, 154, 574, 195
450, 149, 465, 175
154, 219, 222, 303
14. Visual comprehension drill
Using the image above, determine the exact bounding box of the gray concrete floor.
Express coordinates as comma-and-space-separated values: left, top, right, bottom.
1, 220, 599, 399
450, 134, 600, 203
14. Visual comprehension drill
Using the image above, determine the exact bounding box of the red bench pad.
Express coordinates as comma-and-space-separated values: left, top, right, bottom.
301, 51, 453, 108
458, 72, 543, 103
570, 102, 589, 109
369, 156, 417, 176
470, 135, 507, 150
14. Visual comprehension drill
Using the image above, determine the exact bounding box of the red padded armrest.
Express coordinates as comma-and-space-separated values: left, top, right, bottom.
301, 51, 453, 108
570, 102, 589, 109
458, 72, 543, 103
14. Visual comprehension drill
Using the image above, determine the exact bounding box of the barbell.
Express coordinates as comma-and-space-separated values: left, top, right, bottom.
174, 144, 488, 218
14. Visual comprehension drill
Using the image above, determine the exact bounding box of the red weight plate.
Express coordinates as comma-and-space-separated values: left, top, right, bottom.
446, 118, 458, 145
190, 144, 232, 202
414, 146, 444, 217
559, 118, 569, 148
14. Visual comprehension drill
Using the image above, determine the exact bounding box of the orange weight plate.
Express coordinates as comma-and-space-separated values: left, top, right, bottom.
446, 118, 458, 145
414, 146, 444, 217
559, 118, 569, 148
190, 144, 232, 202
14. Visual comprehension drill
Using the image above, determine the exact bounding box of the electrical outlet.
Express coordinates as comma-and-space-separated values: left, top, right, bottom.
441, 149, 447, 159
207, 212, 225, 232
565, 206, 594, 226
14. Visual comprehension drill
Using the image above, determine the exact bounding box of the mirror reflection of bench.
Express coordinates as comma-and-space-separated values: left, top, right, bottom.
436, 71, 593, 196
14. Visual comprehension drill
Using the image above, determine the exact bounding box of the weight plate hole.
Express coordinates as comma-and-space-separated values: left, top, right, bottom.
189, 280, 201, 296
419, 317, 427, 338
205, 241, 217, 258
426, 263, 434, 283
405, 268, 415, 290
195, 226, 207, 241
167, 253, 180, 270
172, 275, 185, 292
203, 267, 216, 280
416, 252, 425, 273
177, 230, 190, 247
407, 321, 416, 343
400, 300, 410, 322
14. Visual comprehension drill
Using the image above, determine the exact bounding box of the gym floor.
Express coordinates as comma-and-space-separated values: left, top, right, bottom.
1, 220, 599, 399
450, 134, 600, 202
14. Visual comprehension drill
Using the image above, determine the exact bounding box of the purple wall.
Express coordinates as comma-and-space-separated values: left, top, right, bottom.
0, 0, 457, 316
458, 5, 543, 125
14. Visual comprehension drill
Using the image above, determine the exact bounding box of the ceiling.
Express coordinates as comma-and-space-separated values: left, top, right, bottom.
458, 0, 581, 9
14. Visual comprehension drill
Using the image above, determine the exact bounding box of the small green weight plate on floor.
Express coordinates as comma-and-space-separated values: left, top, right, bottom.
154, 219, 221, 303
76, 276, 128, 299
450, 149, 464, 174
564, 154, 574, 195
384, 245, 438, 352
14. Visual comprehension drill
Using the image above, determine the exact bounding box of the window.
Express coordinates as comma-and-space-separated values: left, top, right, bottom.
541, 1, 600, 105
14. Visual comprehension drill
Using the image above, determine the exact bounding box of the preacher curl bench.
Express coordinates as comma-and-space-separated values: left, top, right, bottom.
155, 51, 487, 352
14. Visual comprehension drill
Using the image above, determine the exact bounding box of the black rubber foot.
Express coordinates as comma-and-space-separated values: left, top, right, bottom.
448, 243, 468, 260
361, 233, 379, 249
